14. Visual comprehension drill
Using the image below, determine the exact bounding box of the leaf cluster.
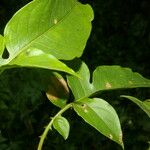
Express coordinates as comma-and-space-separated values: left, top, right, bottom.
0, 0, 150, 150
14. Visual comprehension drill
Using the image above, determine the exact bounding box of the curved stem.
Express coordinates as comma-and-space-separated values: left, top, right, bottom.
37, 103, 73, 150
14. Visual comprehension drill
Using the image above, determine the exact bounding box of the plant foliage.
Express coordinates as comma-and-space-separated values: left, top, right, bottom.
0, 0, 150, 150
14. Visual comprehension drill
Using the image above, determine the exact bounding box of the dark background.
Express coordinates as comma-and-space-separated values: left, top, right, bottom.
0, 0, 150, 150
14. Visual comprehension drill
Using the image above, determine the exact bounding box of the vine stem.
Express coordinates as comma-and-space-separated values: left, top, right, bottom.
37, 103, 73, 150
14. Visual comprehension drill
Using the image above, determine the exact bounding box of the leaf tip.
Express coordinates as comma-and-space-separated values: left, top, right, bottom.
119, 132, 124, 149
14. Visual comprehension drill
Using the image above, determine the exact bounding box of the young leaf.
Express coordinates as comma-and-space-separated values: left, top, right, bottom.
8, 48, 77, 76
4, 0, 94, 62
121, 95, 150, 118
46, 73, 69, 108
73, 98, 124, 148
67, 61, 150, 99
53, 116, 70, 140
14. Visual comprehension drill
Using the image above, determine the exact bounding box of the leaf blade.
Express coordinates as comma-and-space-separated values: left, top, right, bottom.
8, 48, 77, 76
46, 73, 69, 108
67, 61, 94, 99
73, 98, 124, 148
67, 61, 150, 99
53, 116, 70, 140
93, 66, 150, 90
4, 0, 94, 61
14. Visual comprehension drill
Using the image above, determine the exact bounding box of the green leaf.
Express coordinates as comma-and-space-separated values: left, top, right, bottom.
4, 0, 94, 62
0, 35, 5, 57
73, 98, 124, 148
93, 66, 150, 90
121, 95, 150, 118
46, 73, 69, 108
53, 116, 70, 140
67, 61, 150, 99
8, 48, 77, 76
67, 61, 94, 99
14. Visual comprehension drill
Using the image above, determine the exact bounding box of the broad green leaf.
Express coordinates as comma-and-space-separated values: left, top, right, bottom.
93, 66, 150, 90
67, 61, 150, 99
121, 95, 150, 118
8, 48, 77, 76
53, 116, 70, 140
46, 73, 69, 108
4, 0, 94, 62
73, 98, 124, 148
0, 35, 5, 57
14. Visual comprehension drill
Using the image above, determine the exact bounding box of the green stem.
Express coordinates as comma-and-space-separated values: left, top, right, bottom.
37, 103, 73, 150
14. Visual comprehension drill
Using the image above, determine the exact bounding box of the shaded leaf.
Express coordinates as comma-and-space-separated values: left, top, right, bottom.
121, 95, 150, 118
4, 0, 94, 62
67, 61, 150, 99
73, 98, 124, 148
46, 73, 69, 108
53, 116, 70, 140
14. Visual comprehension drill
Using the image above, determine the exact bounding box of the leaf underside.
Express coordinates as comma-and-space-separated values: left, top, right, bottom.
46, 73, 69, 108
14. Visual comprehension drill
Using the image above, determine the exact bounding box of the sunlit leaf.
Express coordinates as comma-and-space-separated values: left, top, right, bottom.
121, 95, 150, 118
67, 61, 94, 99
4, 0, 94, 61
8, 48, 77, 76
93, 66, 150, 90
67, 61, 150, 99
73, 98, 124, 148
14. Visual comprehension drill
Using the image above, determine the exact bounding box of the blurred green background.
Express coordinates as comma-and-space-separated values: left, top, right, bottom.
0, 0, 150, 150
